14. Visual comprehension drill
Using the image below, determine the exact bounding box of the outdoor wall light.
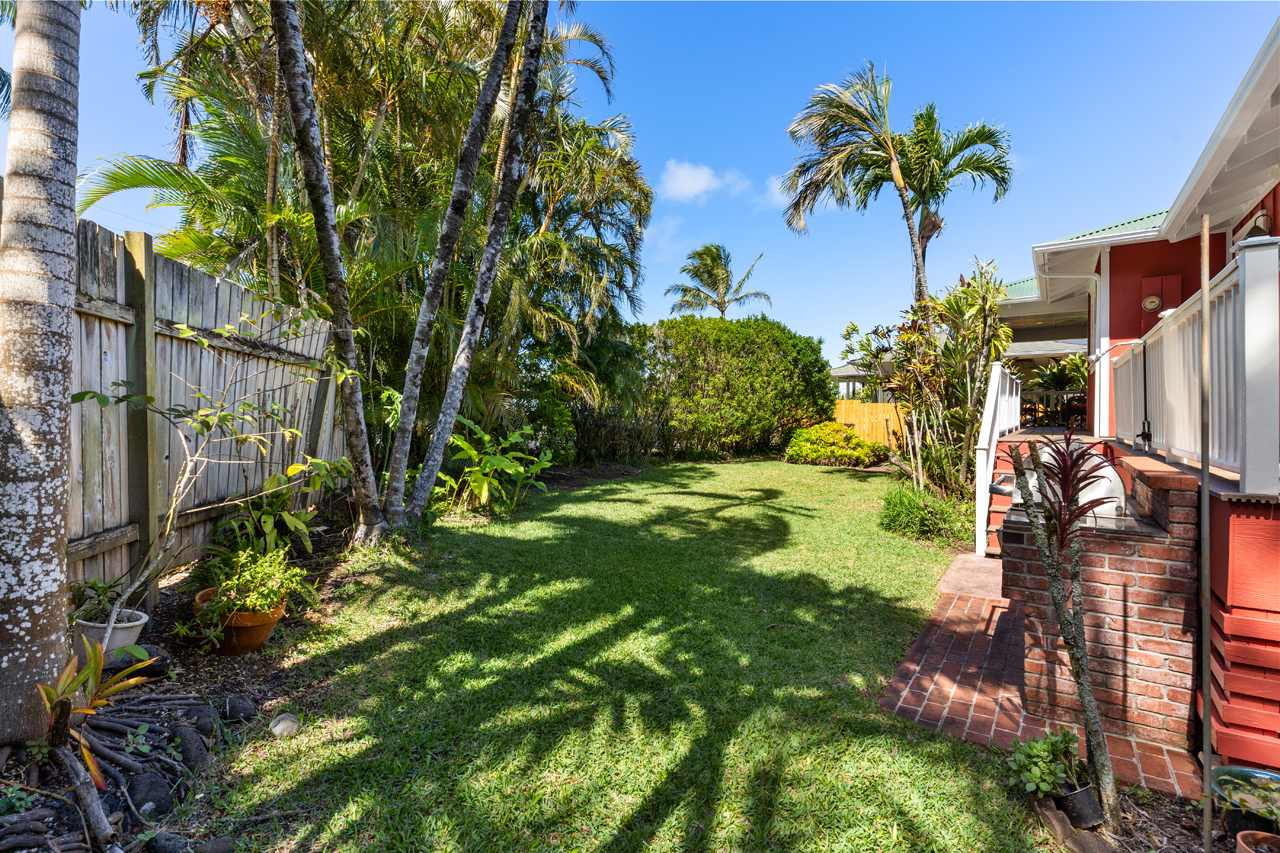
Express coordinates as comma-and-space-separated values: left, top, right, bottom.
1243, 210, 1273, 240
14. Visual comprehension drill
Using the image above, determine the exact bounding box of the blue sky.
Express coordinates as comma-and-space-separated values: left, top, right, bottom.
3, 3, 1276, 363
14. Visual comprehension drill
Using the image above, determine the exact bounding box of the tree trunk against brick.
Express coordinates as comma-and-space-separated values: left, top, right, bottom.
0, 0, 80, 745
1010, 446, 1121, 832
271, 0, 387, 543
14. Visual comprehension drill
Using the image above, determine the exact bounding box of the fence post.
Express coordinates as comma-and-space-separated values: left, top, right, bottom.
123, 232, 163, 608
1236, 237, 1280, 495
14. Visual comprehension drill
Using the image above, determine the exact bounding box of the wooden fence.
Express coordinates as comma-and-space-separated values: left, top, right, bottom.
833, 400, 904, 447
68, 219, 343, 587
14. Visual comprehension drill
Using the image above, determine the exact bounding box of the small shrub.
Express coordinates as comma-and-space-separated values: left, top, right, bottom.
179, 550, 316, 651
784, 422, 889, 468
1007, 727, 1087, 797
879, 485, 971, 543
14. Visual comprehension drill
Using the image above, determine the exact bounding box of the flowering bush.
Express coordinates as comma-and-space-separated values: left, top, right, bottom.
784, 422, 889, 468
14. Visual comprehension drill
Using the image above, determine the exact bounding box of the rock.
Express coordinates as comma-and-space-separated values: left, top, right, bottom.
196, 838, 240, 853
270, 713, 301, 738
105, 644, 172, 679
171, 724, 211, 774
128, 772, 176, 817
221, 694, 256, 723
148, 831, 194, 853
181, 704, 220, 740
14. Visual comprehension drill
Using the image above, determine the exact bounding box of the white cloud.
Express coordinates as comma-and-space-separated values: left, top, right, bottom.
657, 161, 789, 212
647, 215, 697, 262
659, 160, 724, 202
757, 175, 788, 210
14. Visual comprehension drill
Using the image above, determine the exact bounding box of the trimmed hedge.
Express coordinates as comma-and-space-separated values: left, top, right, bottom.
784, 422, 889, 468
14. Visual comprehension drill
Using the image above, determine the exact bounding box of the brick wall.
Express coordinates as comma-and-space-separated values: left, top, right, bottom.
1001, 452, 1200, 752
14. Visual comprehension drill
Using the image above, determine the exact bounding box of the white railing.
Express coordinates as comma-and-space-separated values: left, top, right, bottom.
973, 361, 1023, 555
1111, 237, 1279, 495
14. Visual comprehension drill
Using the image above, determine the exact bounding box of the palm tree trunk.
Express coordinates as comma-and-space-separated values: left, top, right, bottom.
271, 0, 387, 544
265, 65, 284, 298
405, 0, 548, 520
0, 0, 80, 745
891, 162, 928, 304
484, 60, 521, 229
382, 0, 523, 526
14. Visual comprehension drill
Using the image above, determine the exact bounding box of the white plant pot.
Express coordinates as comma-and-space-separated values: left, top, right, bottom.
72, 609, 149, 655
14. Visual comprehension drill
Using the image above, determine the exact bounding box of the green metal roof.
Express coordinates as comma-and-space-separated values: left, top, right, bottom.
1002, 276, 1038, 300
1058, 208, 1168, 242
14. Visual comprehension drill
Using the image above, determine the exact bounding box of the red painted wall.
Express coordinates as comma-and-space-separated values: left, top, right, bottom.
1109, 233, 1228, 342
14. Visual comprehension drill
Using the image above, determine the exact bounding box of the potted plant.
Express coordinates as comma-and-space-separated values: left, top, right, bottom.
69, 577, 149, 655
1008, 727, 1104, 829
181, 549, 315, 656
1214, 767, 1280, 845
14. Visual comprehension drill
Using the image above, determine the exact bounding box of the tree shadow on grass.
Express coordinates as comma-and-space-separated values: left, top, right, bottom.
214, 465, 1040, 852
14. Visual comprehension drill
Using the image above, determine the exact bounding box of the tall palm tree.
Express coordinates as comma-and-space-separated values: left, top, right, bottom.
406, 0, 550, 521
783, 62, 1011, 305
666, 243, 769, 319
0, 0, 80, 745
899, 102, 1011, 265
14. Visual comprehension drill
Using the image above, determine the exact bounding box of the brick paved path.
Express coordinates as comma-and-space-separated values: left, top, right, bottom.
881, 592, 1202, 798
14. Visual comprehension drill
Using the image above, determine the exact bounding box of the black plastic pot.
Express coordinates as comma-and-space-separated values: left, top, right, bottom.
1053, 782, 1104, 829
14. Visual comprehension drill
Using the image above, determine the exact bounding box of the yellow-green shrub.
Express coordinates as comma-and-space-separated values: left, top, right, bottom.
783, 422, 889, 468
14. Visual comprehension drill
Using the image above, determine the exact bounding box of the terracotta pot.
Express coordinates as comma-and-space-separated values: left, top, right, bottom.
193, 588, 285, 656
1238, 831, 1280, 853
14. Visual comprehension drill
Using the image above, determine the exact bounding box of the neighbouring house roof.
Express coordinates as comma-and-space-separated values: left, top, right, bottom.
1004, 339, 1087, 359
830, 361, 866, 380
1002, 276, 1039, 301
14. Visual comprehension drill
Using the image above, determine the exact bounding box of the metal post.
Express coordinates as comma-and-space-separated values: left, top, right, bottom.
1199, 214, 1213, 852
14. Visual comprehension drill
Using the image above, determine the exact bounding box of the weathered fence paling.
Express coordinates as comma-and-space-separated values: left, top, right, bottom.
67, 218, 345, 586
833, 400, 904, 447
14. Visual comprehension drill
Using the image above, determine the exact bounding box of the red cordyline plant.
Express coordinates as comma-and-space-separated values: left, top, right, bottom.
1007, 430, 1120, 831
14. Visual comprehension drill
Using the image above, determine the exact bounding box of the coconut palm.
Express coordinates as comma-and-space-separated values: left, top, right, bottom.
0, 0, 80, 745
783, 61, 1011, 305
666, 243, 769, 319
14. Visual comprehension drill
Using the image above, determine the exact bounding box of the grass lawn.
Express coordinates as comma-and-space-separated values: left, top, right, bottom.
210, 462, 1049, 852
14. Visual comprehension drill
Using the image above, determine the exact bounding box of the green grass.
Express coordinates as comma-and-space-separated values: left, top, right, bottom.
208, 462, 1048, 852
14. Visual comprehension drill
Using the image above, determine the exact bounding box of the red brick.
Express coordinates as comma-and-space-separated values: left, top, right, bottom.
1137, 575, 1196, 594
1109, 557, 1168, 575
1111, 757, 1143, 784
1167, 506, 1197, 524
1137, 543, 1196, 560
918, 702, 946, 724
1166, 490, 1199, 507
1168, 523, 1197, 540
991, 728, 1018, 751
1169, 657, 1195, 674
1138, 749, 1174, 780
1081, 568, 1138, 587
1105, 736, 1137, 760
1087, 539, 1137, 557
1135, 667, 1193, 689
1136, 605, 1189, 623
1136, 637, 1194, 658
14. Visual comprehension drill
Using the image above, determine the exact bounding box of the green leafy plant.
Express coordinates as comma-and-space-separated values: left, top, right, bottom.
1007, 727, 1087, 798
435, 418, 552, 513
67, 576, 130, 624
784, 422, 889, 468
123, 724, 153, 756
213, 457, 352, 557
878, 485, 971, 544
179, 549, 316, 651
24, 739, 49, 766
0, 785, 36, 815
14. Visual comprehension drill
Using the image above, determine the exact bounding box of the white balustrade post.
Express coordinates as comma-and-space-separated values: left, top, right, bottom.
1235, 237, 1280, 495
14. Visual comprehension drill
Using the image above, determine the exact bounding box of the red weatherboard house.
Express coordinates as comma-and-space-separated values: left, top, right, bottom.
979, 20, 1280, 781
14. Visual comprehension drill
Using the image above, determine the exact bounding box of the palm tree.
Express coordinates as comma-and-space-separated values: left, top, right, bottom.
382, 0, 523, 527
405, 0, 550, 521
783, 61, 1011, 305
272, 0, 388, 544
666, 243, 769, 319
0, 0, 80, 745
898, 102, 1011, 265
